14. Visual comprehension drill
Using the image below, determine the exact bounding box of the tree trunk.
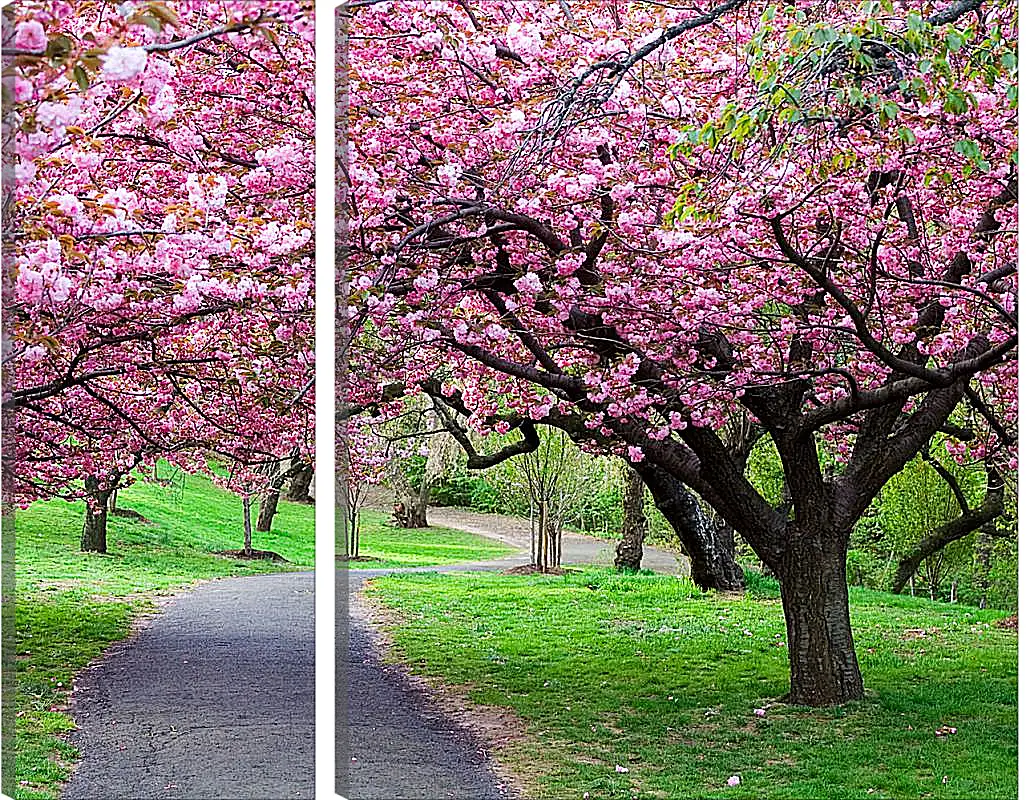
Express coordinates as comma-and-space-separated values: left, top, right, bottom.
636, 463, 744, 591
286, 462, 314, 502
549, 520, 558, 568
529, 507, 537, 568
81, 475, 110, 554
538, 501, 548, 572
256, 490, 280, 532
397, 501, 428, 528
615, 468, 647, 571
106, 487, 118, 514
779, 528, 864, 705
394, 486, 429, 528
349, 505, 361, 558
242, 495, 254, 556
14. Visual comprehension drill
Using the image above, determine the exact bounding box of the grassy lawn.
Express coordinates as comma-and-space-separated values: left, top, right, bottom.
342, 509, 516, 568
14, 470, 314, 800
365, 569, 1016, 800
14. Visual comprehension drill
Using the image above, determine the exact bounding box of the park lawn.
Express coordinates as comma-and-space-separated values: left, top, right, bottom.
14, 470, 314, 800
342, 509, 516, 568
365, 569, 1016, 800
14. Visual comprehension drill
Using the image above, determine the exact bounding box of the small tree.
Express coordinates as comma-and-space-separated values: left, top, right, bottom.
498, 428, 595, 572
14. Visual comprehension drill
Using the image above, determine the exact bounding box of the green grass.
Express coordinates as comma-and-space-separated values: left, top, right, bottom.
342, 509, 516, 567
365, 568, 1017, 800
14, 470, 314, 800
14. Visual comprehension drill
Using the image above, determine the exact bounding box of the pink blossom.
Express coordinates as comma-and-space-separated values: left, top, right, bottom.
101, 47, 149, 81
727, 775, 741, 787
15, 20, 46, 51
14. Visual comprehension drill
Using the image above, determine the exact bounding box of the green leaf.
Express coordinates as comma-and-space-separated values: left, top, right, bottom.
943, 89, 969, 114
45, 34, 74, 64
72, 64, 90, 91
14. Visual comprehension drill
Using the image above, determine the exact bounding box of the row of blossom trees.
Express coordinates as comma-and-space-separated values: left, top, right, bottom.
4, 0, 315, 552
343, 0, 1016, 705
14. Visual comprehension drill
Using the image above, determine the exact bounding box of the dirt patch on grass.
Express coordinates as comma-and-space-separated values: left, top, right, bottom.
900, 627, 941, 640
502, 564, 578, 576
110, 508, 150, 523
355, 585, 532, 798
215, 549, 288, 563
994, 614, 1017, 630
32, 579, 87, 592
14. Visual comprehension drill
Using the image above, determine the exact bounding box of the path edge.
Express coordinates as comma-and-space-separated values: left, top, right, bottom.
354, 580, 534, 799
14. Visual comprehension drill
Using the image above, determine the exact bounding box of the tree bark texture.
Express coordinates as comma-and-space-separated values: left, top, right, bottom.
81, 475, 110, 554
779, 526, 864, 705
286, 462, 314, 502
635, 463, 744, 591
256, 490, 281, 532
615, 467, 648, 571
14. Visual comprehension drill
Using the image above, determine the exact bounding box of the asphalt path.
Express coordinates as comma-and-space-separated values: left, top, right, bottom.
339, 562, 516, 800
339, 512, 685, 798
63, 571, 314, 800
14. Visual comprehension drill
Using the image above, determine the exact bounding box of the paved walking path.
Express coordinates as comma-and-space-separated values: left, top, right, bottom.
339, 506, 686, 798
63, 572, 315, 800
340, 566, 515, 799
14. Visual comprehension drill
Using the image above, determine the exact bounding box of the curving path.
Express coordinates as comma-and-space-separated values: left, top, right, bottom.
63, 571, 315, 800
339, 508, 686, 798
339, 562, 518, 800
424, 506, 685, 576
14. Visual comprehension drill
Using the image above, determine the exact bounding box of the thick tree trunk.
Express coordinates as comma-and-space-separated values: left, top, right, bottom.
779, 528, 864, 705
615, 468, 647, 571
394, 482, 429, 528
286, 463, 314, 502
635, 463, 744, 591
256, 490, 280, 532
395, 498, 428, 528
81, 475, 110, 554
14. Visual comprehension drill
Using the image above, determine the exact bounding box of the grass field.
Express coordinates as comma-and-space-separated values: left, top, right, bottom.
341, 509, 516, 568
14, 470, 314, 800
365, 568, 1017, 800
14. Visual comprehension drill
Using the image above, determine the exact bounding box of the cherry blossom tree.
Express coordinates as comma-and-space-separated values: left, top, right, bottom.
344, 0, 1016, 705
3, 0, 315, 550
